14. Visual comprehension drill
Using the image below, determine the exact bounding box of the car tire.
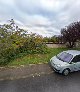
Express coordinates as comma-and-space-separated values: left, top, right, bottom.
62, 69, 70, 76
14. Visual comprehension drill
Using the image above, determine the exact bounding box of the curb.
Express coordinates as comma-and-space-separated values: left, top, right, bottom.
0, 63, 48, 69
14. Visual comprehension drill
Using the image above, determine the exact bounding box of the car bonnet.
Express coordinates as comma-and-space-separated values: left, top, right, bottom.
51, 56, 69, 66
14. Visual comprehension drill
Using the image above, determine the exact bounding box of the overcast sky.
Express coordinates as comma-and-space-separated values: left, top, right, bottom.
0, 0, 80, 37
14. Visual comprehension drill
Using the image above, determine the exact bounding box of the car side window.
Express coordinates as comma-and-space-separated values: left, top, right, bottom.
72, 55, 80, 63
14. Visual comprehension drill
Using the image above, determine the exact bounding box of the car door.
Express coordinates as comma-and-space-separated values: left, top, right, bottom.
70, 55, 80, 71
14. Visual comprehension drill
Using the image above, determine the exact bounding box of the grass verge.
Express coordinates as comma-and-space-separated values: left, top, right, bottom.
7, 47, 80, 66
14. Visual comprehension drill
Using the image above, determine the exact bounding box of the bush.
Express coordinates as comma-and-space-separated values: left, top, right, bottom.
0, 19, 48, 65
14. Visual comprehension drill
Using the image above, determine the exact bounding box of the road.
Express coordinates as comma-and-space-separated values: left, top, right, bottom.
0, 71, 80, 92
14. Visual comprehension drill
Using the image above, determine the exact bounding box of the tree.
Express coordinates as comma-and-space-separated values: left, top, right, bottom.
61, 21, 80, 48
0, 19, 47, 65
0, 19, 27, 64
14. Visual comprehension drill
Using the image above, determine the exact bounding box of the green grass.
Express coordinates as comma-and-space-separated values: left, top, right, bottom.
8, 47, 80, 66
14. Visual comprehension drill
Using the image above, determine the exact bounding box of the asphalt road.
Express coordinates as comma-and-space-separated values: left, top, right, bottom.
0, 71, 80, 92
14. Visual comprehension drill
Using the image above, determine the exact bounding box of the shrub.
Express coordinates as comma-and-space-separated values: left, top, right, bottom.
0, 19, 48, 65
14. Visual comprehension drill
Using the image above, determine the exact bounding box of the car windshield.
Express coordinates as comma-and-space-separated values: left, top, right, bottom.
57, 52, 73, 63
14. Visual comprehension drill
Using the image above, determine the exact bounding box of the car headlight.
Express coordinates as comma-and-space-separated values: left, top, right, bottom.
56, 64, 61, 67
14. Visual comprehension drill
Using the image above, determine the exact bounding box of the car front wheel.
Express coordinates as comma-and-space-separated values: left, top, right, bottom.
62, 69, 70, 76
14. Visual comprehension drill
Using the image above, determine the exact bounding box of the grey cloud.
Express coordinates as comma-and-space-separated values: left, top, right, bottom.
0, 0, 80, 37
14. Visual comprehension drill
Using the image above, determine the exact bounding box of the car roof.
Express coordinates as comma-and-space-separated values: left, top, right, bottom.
63, 50, 80, 57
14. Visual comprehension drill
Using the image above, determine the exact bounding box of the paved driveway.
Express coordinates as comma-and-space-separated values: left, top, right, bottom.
0, 64, 80, 92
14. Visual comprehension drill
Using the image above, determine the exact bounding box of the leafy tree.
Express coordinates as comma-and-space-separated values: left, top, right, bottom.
61, 21, 80, 48
0, 19, 47, 65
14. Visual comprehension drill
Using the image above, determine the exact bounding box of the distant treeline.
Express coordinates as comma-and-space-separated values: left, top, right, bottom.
43, 35, 63, 44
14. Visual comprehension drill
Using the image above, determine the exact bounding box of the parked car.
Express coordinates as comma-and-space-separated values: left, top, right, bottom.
50, 50, 80, 75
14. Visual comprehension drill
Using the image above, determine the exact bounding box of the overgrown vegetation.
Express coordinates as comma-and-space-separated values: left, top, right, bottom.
1, 19, 80, 66
0, 19, 47, 65
8, 48, 80, 66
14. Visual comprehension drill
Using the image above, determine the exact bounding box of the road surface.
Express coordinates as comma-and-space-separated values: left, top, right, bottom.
0, 71, 80, 92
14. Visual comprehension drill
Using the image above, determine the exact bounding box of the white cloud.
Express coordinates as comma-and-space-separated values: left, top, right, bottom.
15, 14, 59, 37
40, 0, 62, 12
23, 15, 52, 27
25, 26, 59, 37
0, 0, 15, 5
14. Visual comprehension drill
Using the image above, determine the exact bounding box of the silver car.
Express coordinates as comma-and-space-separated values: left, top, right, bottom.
50, 50, 80, 75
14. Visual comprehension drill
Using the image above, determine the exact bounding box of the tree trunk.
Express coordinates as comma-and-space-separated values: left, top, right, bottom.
68, 41, 75, 48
